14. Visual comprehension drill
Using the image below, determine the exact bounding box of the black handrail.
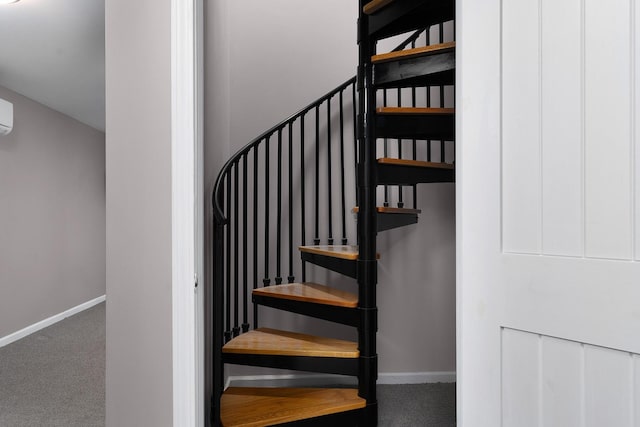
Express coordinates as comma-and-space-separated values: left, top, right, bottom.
212, 77, 356, 223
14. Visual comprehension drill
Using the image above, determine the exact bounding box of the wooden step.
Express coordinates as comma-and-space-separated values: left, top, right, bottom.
363, 0, 395, 14
223, 328, 359, 358
377, 158, 455, 185
372, 41, 456, 64
299, 246, 379, 279
378, 158, 454, 169
253, 283, 357, 308
221, 387, 365, 427
354, 206, 422, 232
299, 245, 359, 260
377, 107, 455, 115
353, 206, 422, 215
375, 107, 455, 140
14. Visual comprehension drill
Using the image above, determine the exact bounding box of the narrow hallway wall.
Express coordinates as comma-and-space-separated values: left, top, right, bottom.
0, 85, 105, 339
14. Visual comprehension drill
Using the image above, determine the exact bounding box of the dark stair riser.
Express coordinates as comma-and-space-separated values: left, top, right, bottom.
377, 211, 419, 232
253, 293, 360, 327
374, 51, 455, 88
301, 251, 358, 279
375, 113, 454, 140
368, 0, 454, 39
222, 353, 359, 377
376, 163, 455, 186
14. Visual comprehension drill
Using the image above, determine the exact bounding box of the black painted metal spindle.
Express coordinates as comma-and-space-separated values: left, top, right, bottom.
300, 114, 307, 282
383, 90, 389, 207
288, 123, 294, 283
263, 137, 271, 287
397, 88, 404, 208
276, 129, 283, 285
327, 99, 334, 245
352, 83, 358, 208
233, 165, 240, 338
242, 155, 249, 333
427, 28, 432, 163
439, 23, 446, 163
339, 90, 347, 245
314, 106, 320, 245
252, 147, 259, 328
225, 172, 231, 343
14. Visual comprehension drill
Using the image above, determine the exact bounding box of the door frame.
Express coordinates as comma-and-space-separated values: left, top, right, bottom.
171, 0, 204, 425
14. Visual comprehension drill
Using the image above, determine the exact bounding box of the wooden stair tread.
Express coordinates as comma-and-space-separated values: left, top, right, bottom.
353, 206, 422, 215
372, 41, 456, 64
376, 107, 455, 115
363, 0, 395, 14
221, 387, 365, 427
223, 328, 359, 358
299, 245, 380, 260
378, 158, 455, 170
299, 245, 359, 260
253, 283, 358, 308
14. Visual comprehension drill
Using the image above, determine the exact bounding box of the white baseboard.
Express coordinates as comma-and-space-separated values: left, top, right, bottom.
225, 371, 456, 389
0, 295, 106, 348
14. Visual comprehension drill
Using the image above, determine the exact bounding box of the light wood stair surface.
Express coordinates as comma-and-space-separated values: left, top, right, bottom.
377, 107, 455, 115
353, 206, 422, 215
363, 0, 395, 15
378, 158, 455, 169
223, 328, 359, 358
221, 387, 365, 427
299, 245, 359, 260
299, 245, 380, 260
372, 41, 456, 64
253, 283, 358, 308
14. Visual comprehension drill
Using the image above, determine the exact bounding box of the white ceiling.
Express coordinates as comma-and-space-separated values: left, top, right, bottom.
0, 0, 105, 131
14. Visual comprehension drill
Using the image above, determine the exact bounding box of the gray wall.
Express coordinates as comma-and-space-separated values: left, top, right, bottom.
105, 0, 173, 425
0, 85, 105, 339
205, 0, 456, 377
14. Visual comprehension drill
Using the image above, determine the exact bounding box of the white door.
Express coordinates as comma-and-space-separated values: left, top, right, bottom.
458, 0, 640, 425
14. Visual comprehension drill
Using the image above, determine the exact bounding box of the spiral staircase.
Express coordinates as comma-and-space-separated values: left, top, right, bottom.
210, 1, 455, 425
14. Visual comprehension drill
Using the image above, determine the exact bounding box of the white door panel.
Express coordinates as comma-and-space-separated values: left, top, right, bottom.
458, 0, 640, 424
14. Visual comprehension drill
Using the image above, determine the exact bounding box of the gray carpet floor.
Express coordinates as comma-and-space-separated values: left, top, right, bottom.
0, 303, 455, 426
0, 303, 105, 427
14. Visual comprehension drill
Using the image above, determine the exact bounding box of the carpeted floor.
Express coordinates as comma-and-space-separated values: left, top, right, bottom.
0, 303, 455, 426
0, 303, 105, 427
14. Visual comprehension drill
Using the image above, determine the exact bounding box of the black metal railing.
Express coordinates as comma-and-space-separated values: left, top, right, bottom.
378, 21, 456, 210
213, 77, 358, 345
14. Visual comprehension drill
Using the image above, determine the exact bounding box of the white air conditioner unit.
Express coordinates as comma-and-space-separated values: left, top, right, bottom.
0, 98, 14, 135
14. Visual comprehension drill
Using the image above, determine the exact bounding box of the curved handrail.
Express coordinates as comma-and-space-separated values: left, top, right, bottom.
212, 76, 357, 223
211, 28, 426, 223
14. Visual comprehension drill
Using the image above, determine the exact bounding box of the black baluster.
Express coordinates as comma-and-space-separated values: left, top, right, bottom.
352, 82, 358, 208
233, 164, 240, 338
242, 155, 249, 333
253, 146, 259, 328
276, 129, 283, 285
225, 171, 232, 343
300, 114, 307, 282
397, 88, 404, 208
339, 90, 347, 245
440, 23, 446, 164
383, 89, 389, 207
427, 27, 432, 163
327, 98, 334, 245
288, 123, 295, 283
264, 136, 271, 288
314, 106, 320, 245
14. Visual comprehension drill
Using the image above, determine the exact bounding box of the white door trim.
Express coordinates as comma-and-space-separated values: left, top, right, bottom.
171, 0, 203, 425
